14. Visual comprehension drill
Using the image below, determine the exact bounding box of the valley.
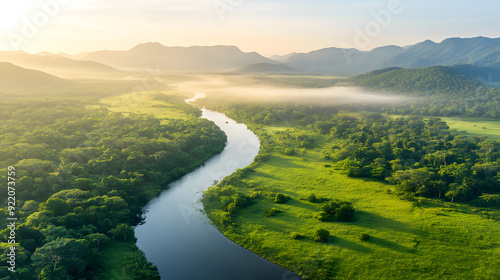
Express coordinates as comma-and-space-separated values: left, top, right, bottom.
1, 35, 500, 279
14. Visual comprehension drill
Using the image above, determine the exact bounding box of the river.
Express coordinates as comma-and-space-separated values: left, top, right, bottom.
134, 94, 301, 280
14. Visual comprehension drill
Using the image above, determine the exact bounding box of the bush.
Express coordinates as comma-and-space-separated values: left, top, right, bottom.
274, 193, 289, 204
249, 192, 261, 200
359, 233, 370, 241
314, 228, 330, 243
290, 232, 304, 240
308, 193, 319, 203
284, 148, 295, 156
266, 208, 282, 217
315, 200, 355, 222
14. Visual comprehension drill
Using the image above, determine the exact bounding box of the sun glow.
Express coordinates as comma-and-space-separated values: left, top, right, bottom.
0, 2, 31, 31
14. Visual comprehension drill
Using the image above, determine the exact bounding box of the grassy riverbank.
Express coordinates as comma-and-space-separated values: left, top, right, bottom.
201, 106, 500, 279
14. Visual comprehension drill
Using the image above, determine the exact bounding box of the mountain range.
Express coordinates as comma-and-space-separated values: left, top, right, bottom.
1, 37, 500, 79
284, 37, 500, 75
81, 43, 275, 71
75, 37, 500, 75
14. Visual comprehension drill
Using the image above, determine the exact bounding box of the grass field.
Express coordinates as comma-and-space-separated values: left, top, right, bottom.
440, 117, 500, 141
213, 125, 500, 280
99, 90, 195, 121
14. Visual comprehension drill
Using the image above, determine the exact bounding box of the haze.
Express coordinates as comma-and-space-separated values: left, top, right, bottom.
175, 76, 412, 105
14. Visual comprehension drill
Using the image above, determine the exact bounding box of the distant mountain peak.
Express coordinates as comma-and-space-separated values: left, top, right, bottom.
129, 42, 167, 52
37, 51, 55, 56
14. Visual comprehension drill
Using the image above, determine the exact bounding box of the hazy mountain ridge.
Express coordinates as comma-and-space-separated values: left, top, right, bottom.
0, 62, 73, 90
285, 37, 500, 75
3, 36, 500, 77
285, 45, 405, 75
236, 62, 300, 74
269, 53, 299, 63
0, 52, 120, 79
386, 37, 500, 68
82, 42, 276, 71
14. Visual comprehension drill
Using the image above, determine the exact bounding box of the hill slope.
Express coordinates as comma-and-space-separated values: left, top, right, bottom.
352, 66, 484, 95
448, 64, 500, 85
82, 42, 276, 71
0, 62, 73, 90
0, 52, 119, 78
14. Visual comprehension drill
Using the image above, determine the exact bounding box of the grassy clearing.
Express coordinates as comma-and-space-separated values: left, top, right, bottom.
214, 126, 500, 280
440, 117, 500, 141
99, 90, 195, 121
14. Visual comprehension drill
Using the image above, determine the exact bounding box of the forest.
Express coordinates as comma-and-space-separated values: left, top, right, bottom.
0, 95, 227, 279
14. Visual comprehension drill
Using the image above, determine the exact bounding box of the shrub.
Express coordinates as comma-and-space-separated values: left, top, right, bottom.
274, 193, 289, 204
284, 148, 295, 156
290, 232, 304, 240
249, 192, 261, 200
336, 204, 355, 221
314, 228, 330, 243
308, 193, 319, 203
315, 200, 355, 222
359, 233, 370, 241
266, 208, 282, 217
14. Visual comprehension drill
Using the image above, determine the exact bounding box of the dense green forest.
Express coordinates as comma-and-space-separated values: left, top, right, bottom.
0, 95, 226, 279
352, 66, 485, 95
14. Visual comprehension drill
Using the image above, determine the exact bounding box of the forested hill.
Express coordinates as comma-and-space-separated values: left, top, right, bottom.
352, 66, 485, 96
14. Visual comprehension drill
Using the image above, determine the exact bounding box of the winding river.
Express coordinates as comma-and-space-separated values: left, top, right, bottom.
134, 94, 301, 280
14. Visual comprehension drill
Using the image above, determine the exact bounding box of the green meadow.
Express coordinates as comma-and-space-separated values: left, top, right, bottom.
210, 125, 500, 280
99, 90, 198, 121
440, 117, 500, 141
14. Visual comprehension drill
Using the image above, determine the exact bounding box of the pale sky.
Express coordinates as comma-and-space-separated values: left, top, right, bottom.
1, 0, 499, 56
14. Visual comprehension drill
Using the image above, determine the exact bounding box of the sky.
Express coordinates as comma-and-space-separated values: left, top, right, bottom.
0, 0, 499, 56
